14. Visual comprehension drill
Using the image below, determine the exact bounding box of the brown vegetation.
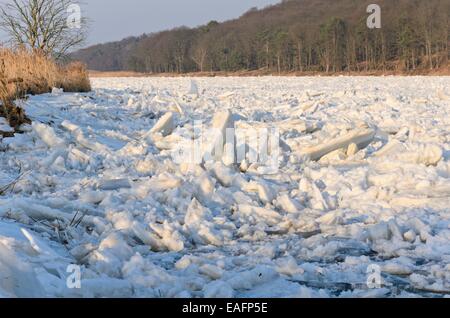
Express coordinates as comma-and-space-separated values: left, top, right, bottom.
89, 63, 449, 78
58, 62, 91, 93
0, 48, 91, 136
73, 0, 449, 75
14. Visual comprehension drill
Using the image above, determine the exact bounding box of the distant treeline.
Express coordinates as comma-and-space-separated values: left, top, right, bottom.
72, 0, 449, 73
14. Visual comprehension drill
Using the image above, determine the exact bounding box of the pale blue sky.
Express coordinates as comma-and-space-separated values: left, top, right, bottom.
0, 0, 280, 47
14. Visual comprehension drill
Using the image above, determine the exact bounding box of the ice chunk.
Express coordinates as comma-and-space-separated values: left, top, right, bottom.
51, 87, 64, 95
245, 180, 275, 204
187, 80, 199, 97
204, 110, 235, 162
80, 191, 107, 204
218, 91, 235, 100
346, 143, 359, 156
131, 221, 165, 251
97, 178, 132, 191
184, 199, 223, 246
375, 141, 443, 166
121, 253, 175, 296
194, 172, 216, 204
299, 178, 329, 211
256, 182, 275, 204
133, 173, 181, 199
227, 265, 279, 290
171, 98, 184, 115
276, 194, 303, 213
75, 278, 132, 297
74, 130, 109, 153
203, 280, 234, 298
374, 139, 405, 157
382, 262, 413, 275
199, 264, 224, 280
238, 205, 282, 226
0, 242, 45, 297
61, 120, 80, 132
301, 128, 375, 161
89, 232, 134, 277
20, 228, 61, 259
150, 112, 175, 137
275, 256, 304, 276
70, 243, 97, 262
33, 122, 65, 148
403, 230, 417, 242
98, 232, 134, 260
399, 144, 443, 166
209, 162, 236, 187
367, 222, 391, 242
14, 199, 69, 222
149, 221, 184, 252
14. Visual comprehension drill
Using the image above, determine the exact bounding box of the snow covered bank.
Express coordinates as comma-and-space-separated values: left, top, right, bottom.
0, 76, 449, 297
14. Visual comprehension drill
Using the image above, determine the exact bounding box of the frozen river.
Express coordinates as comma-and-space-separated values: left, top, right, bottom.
0, 76, 449, 297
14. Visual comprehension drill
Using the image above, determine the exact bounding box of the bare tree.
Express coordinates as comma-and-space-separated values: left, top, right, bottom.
191, 46, 208, 72
0, 0, 87, 59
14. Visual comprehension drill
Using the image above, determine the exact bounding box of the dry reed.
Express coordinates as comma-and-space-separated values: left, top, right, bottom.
0, 47, 91, 135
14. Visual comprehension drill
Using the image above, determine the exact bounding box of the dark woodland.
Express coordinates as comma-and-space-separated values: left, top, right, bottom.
71, 0, 450, 73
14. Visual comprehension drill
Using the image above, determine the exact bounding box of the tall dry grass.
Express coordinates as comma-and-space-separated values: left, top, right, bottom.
0, 47, 91, 96
0, 48, 91, 134
58, 61, 91, 93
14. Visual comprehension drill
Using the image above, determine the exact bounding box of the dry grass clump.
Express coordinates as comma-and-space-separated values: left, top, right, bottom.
58, 61, 91, 93
0, 48, 59, 96
0, 60, 31, 135
0, 47, 91, 135
0, 47, 91, 95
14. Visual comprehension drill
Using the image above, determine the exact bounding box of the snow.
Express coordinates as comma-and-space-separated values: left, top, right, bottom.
0, 117, 14, 133
0, 76, 449, 298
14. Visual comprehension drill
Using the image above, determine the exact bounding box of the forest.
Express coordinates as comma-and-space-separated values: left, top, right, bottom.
71, 0, 449, 73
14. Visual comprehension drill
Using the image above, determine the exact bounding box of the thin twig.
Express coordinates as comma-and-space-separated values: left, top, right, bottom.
0, 170, 30, 195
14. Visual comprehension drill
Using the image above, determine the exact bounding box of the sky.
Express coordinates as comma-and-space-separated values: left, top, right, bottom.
0, 0, 280, 47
